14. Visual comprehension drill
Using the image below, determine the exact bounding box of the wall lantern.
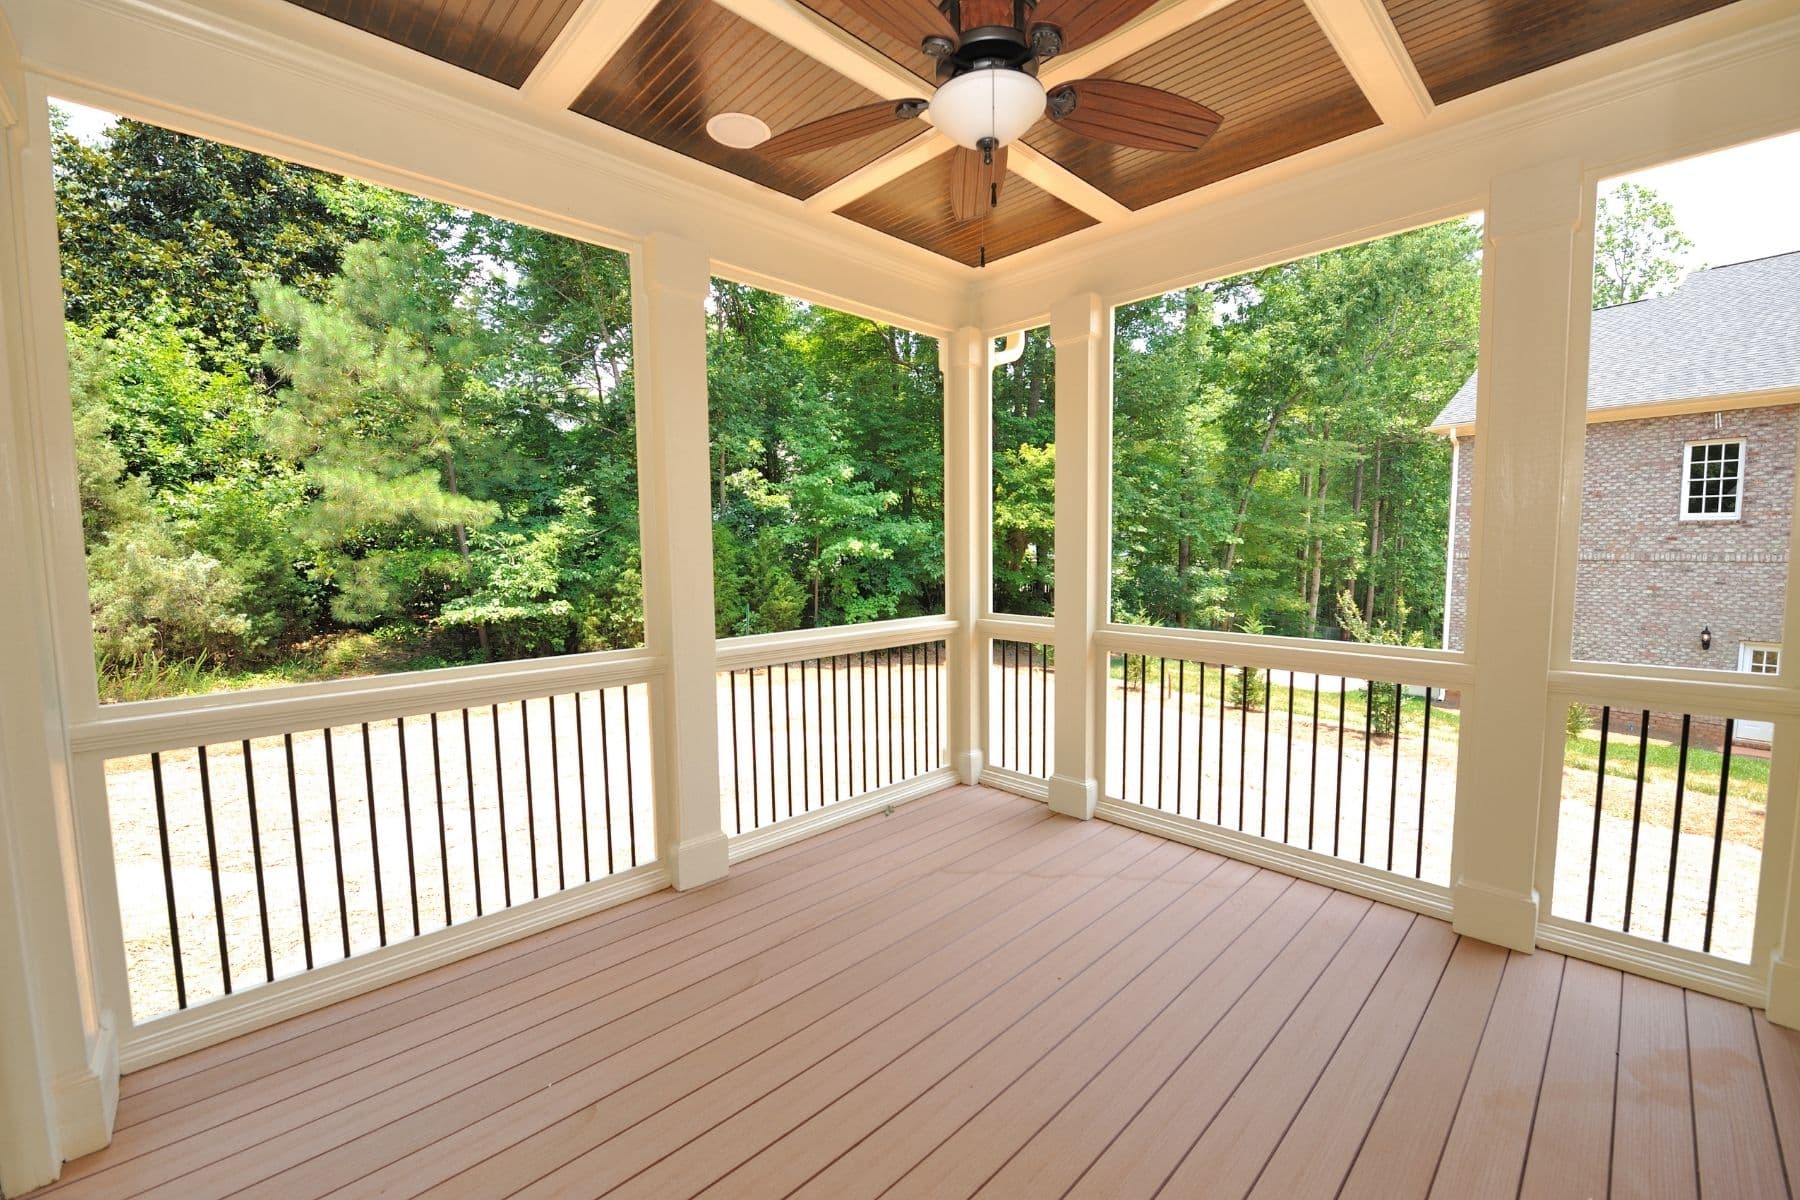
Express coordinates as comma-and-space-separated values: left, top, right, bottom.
1701, 625, 1713, 651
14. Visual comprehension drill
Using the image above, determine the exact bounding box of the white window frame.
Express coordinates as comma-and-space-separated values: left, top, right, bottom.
1680, 437, 1746, 522
1740, 641, 1781, 675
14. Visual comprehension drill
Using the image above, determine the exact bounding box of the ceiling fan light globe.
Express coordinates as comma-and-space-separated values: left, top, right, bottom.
930, 67, 1046, 151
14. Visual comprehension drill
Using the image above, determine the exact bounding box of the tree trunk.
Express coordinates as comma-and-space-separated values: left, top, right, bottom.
1308, 462, 1329, 634
1363, 447, 1384, 625
442, 451, 488, 654
1222, 403, 1288, 574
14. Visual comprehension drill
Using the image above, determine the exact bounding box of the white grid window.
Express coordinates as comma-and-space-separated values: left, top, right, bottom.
1745, 645, 1780, 675
1683, 439, 1744, 520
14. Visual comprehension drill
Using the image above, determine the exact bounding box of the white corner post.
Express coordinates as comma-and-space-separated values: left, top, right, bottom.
634, 233, 727, 890
943, 326, 987, 785
0, 24, 118, 1193
1448, 158, 1590, 951
1047, 293, 1112, 820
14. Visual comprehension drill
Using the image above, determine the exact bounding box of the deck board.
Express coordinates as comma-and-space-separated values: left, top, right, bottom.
30, 787, 1800, 1200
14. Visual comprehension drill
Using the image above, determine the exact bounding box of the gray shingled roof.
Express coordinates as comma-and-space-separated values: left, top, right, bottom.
1429, 250, 1800, 430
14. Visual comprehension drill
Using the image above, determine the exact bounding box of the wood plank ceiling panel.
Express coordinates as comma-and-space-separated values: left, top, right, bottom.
794, 0, 941, 82
283, 0, 586, 87
1022, 0, 1378, 212
836, 150, 1096, 267
1383, 0, 1740, 105
571, 0, 930, 200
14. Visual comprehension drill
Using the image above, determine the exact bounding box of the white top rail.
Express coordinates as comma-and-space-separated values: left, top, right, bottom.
714, 615, 959, 673
1099, 623, 1473, 688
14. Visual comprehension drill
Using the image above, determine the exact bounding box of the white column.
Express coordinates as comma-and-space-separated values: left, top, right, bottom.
1449, 158, 1590, 951
942, 327, 987, 785
0, 32, 118, 1192
1047, 293, 1112, 820
633, 233, 727, 890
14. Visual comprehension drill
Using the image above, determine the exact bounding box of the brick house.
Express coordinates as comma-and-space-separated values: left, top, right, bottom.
1433, 251, 1800, 739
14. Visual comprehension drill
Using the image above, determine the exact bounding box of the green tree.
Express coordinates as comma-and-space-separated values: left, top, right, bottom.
1593, 182, 1694, 308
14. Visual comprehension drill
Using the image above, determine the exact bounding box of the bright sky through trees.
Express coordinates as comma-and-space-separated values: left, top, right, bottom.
1603, 130, 1800, 274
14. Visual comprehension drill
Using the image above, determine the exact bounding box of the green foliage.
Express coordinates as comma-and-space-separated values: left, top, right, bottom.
1566, 703, 1594, 738
1336, 589, 1427, 733
1593, 182, 1694, 308
992, 328, 1055, 614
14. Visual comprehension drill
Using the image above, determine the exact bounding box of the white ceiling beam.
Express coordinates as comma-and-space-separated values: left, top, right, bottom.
519, 0, 664, 109
1303, 0, 1433, 128
1038, 0, 1237, 89
805, 128, 954, 212
710, 0, 933, 101
1007, 142, 1132, 222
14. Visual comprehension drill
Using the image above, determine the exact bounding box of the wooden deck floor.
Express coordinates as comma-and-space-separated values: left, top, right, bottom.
33, 786, 1800, 1199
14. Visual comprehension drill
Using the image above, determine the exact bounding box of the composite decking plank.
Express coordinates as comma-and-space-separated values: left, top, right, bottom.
1518, 958, 1623, 1200
154, 810, 1078, 1200
1757, 1012, 1800, 1196
1688, 990, 1791, 1199
963, 880, 1336, 1200
833, 863, 1289, 1200
497, 836, 1226, 1199
48, 801, 1052, 1199
370, 827, 1181, 1197
1156, 907, 1422, 1199
1062, 892, 1380, 1199
1613, 974, 1699, 1200
1338, 938, 1510, 1200
608, 853, 1291, 1199
1244, 921, 1459, 1200
1428, 950, 1566, 1199
110, 784, 995, 1125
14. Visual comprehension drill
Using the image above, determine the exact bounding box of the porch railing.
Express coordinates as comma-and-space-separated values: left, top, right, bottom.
990, 638, 1053, 779
716, 624, 950, 839
1101, 639, 1459, 891
77, 660, 658, 1029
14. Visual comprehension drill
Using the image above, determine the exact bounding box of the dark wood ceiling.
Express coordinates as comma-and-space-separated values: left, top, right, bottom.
279, 0, 1748, 267
1383, 0, 1739, 105
836, 151, 1095, 267
284, 0, 585, 87
572, 0, 929, 201
1024, 0, 1378, 212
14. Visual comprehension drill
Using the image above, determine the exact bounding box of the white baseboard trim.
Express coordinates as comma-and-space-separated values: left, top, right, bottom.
1767, 954, 1800, 1029
1450, 878, 1540, 952
1094, 798, 1453, 921
727, 770, 957, 866
1536, 916, 1763, 1008
979, 765, 1049, 802
47, 1019, 117, 1165
118, 862, 670, 1072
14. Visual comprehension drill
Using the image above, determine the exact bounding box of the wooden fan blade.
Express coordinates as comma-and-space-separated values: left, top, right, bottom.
1048, 79, 1222, 152
760, 99, 929, 158
1028, 0, 1161, 49
960, 0, 1016, 29
837, 0, 959, 48
948, 145, 1008, 222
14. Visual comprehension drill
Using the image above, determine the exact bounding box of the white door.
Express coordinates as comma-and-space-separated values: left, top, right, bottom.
1737, 643, 1779, 743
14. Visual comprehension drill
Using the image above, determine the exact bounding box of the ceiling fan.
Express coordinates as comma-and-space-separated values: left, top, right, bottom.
757, 0, 1222, 261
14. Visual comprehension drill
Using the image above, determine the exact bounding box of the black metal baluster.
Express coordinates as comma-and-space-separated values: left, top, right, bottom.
1114, 654, 1127, 800
911, 644, 922, 779
394, 718, 421, 938
1359, 686, 1373, 865
491, 706, 512, 909
1139, 656, 1151, 806
1704, 720, 1736, 953
196, 746, 232, 994
1218, 663, 1228, 824
239, 739, 274, 983
1661, 714, 1693, 943
746, 668, 760, 830
1012, 642, 1022, 772
1335, 680, 1346, 859
324, 729, 352, 958
1387, 683, 1402, 873
430, 714, 451, 926
888, 648, 898, 787
1309, 679, 1320, 851
1283, 675, 1295, 844
728, 671, 743, 834
520, 704, 539, 900
1585, 707, 1612, 923
600, 688, 617, 875
827, 656, 841, 805
1157, 657, 1170, 810
1260, 673, 1271, 837
150, 752, 187, 1009
797, 660, 810, 812
621, 686, 639, 867
359, 724, 388, 946
574, 694, 592, 883
548, 696, 566, 892
815, 659, 826, 807
1238, 666, 1249, 830
1195, 662, 1207, 822
783, 661, 796, 819
766, 666, 777, 824
461, 709, 483, 917
860, 651, 870, 796
1417, 691, 1433, 880
1174, 659, 1187, 817
282, 734, 313, 970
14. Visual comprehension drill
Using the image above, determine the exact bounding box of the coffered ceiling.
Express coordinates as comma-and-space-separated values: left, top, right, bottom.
280, 0, 1743, 268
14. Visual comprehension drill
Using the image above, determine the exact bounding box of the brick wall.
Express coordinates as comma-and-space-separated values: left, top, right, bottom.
1444, 404, 1796, 669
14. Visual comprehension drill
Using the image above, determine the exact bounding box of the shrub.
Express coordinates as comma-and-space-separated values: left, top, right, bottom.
1566, 702, 1593, 737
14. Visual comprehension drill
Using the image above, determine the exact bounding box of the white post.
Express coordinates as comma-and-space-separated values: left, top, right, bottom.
942, 327, 987, 785
0, 29, 118, 1192
1047, 293, 1111, 820
1448, 158, 1590, 951
634, 233, 727, 890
